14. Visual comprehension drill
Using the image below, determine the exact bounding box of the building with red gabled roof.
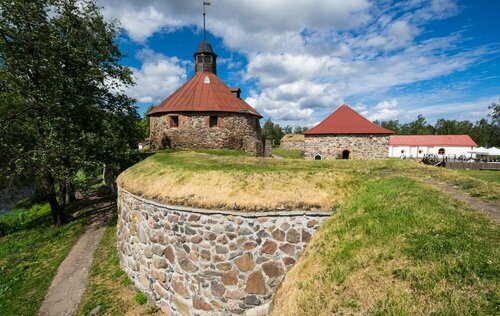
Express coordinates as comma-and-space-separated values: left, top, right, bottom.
388, 135, 477, 158
304, 104, 394, 160
147, 40, 264, 155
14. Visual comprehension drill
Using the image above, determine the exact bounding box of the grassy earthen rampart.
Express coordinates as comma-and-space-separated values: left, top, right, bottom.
118, 150, 499, 213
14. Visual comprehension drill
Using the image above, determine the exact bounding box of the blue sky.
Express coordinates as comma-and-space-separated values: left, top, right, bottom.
99, 0, 500, 127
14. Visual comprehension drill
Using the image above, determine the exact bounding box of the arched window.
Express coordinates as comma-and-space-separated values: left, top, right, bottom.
342, 150, 350, 160
418, 150, 423, 154
401, 149, 405, 154
314, 154, 322, 160
438, 148, 445, 155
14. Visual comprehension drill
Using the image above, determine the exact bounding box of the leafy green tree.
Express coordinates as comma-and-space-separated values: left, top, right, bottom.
293, 126, 309, 134
489, 100, 500, 126
140, 105, 156, 140
261, 119, 286, 145
434, 119, 473, 135
376, 120, 401, 134
0, 0, 142, 225
283, 125, 293, 134
400, 114, 435, 135
261, 119, 275, 142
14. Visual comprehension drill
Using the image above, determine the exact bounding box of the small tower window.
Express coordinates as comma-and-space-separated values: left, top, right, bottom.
438, 148, 445, 155
204, 55, 212, 63
197, 55, 203, 63
170, 116, 179, 128
209, 116, 218, 127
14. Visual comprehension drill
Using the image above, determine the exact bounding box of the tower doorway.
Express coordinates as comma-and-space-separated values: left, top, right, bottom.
342, 150, 350, 160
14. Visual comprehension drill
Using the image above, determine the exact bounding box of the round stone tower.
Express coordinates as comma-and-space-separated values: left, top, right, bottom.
147, 40, 264, 156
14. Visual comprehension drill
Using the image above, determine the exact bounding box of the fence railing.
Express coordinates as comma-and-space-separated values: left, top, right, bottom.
420, 154, 500, 170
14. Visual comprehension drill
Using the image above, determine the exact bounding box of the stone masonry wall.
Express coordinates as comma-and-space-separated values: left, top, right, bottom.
304, 134, 390, 160
279, 140, 305, 151
149, 112, 263, 156
117, 189, 331, 315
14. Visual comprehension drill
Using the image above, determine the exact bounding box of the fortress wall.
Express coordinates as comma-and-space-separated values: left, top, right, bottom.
304, 134, 390, 160
117, 188, 331, 315
149, 112, 263, 156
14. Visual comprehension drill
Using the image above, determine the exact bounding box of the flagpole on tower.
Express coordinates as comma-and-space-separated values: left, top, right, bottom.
203, 1, 211, 41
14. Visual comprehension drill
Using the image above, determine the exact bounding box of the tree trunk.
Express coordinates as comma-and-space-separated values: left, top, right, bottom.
42, 168, 66, 226
58, 180, 67, 213
67, 182, 76, 203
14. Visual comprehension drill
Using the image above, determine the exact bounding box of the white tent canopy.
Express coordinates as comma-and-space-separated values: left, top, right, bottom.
467, 146, 489, 155
488, 147, 500, 156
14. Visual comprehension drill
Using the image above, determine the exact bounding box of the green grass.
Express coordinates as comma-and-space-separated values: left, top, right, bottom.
77, 219, 157, 316
119, 151, 500, 214
272, 176, 499, 315
0, 201, 85, 315
135, 291, 148, 305
272, 148, 304, 159
456, 169, 500, 183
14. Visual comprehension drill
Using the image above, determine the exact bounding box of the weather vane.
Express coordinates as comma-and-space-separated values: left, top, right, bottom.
203, 1, 211, 41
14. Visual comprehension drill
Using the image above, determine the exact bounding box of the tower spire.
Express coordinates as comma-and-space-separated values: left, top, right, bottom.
203, 1, 211, 41
195, 2, 216, 74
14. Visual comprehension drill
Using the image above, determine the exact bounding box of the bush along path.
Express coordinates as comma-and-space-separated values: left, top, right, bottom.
39, 187, 115, 316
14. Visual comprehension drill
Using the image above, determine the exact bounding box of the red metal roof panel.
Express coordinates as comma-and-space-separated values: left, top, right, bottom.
147, 72, 262, 117
389, 135, 477, 147
304, 104, 394, 135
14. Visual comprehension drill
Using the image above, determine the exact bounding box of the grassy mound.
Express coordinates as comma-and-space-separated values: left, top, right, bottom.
272, 176, 499, 315
118, 150, 499, 213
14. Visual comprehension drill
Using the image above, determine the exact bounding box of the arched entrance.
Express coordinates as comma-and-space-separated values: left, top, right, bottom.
342, 150, 351, 160
314, 154, 322, 160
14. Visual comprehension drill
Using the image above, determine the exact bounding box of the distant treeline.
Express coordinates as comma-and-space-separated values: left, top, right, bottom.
263, 101, 500, 147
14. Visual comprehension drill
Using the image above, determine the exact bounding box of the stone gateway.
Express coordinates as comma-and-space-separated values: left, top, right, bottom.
147, 41, 264, 156
304, 104, 394, 160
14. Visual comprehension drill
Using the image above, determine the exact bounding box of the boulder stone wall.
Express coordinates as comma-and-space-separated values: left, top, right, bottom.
117, 188, 331, 315
304, 134, 390, 160
279, 140, 305, 151
149, 112, 263, 156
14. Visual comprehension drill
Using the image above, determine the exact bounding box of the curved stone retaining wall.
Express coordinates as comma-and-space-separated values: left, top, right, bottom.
117, 188, 331, 315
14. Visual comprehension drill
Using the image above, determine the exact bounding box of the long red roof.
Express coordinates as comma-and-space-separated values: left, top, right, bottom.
304, 104, 394, 135
390, 135, 477, 147
147, 72, 262, 118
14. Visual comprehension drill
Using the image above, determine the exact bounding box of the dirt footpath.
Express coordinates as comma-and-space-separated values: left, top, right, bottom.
436, 182, 500, 223
39, 191, 114, 316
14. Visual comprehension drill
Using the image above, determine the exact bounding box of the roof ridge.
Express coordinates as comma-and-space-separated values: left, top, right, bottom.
305, 104, 394, 135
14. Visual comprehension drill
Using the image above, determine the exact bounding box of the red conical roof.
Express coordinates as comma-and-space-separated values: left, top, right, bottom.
147, 72, 262, 118
304, 104, 394, 135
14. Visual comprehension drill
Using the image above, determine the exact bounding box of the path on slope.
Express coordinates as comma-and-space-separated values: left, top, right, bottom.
39, 189, 115, 316
436, 181, 500, 223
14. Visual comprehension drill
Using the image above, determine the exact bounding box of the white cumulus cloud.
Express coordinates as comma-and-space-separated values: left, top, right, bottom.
126, 49, 188, 103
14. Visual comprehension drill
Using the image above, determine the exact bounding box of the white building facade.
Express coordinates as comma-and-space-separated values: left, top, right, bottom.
388, 135, 477, 158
